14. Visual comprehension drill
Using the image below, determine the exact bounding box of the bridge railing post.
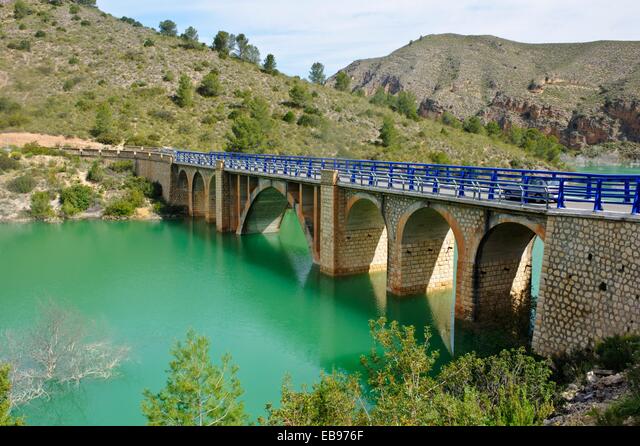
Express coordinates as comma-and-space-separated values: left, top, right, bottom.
593, 179, 604, 212
632, 181, 640, 214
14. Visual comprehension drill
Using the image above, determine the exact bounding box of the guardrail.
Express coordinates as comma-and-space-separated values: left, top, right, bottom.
172, 151, 640, 215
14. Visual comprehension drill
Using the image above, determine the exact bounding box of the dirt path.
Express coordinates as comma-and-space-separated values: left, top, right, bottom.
0, 132, 105, 149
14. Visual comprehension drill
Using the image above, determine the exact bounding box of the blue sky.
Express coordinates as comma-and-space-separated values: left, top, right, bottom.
97, 0, 639, 78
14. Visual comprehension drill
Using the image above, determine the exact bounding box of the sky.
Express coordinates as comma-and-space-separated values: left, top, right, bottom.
97, 0, 640, 78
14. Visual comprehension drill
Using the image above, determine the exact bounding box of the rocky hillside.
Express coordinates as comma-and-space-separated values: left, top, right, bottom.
0, 0, 550, 169
335, 34, 640, 150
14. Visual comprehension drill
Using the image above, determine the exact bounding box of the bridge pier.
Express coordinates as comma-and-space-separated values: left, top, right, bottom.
215, 161, 232, 232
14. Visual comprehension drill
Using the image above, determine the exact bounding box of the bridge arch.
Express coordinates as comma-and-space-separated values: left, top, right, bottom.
191, 172, 206, 218
341, 193, 388, 274
237, 181, 317, 259
388, 202, 462, 296
472, 221, 540, 339
174, 169, 189, 209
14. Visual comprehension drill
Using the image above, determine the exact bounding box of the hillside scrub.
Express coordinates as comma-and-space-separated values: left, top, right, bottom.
0, 0, 551, 169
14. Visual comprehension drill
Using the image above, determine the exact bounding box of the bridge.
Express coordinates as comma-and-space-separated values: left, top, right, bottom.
75, 147, 640, 357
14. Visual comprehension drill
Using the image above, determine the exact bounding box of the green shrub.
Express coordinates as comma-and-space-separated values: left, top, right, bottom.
143, 39, 155, 47
0, 153, 19, 171
30, 191, 54, 220
34, 30, 46, 38
595, 335, 640, 372
59, 184, 96, 216
104, 195, 137, 217
13, 0, 32, 20
441, 111, 462, 128
7, 174, 37, 194
197, 70, 222, 97
21, 142, 63, 157
463, 116, 485, 134
86, 160, 105, 183
282, 111, 295, 123
123, 176, 161, 199
108, 160, 134, 173
69, 5, 80, 14
7, 40, 31, 52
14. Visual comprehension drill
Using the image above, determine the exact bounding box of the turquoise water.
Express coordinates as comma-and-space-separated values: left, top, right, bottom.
0, 214, 467, 426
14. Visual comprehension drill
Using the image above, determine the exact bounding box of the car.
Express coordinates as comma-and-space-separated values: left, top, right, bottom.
500, 178, 559, 204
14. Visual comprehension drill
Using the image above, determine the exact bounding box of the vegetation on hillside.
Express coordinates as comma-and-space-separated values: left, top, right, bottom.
0, 143, 170, 222
0, 0, 554, 169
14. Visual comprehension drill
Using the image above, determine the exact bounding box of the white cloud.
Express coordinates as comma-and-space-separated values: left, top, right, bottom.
97, 0, 640, 77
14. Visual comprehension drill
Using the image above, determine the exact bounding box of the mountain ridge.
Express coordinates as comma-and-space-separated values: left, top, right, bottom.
333, 33, 640, 150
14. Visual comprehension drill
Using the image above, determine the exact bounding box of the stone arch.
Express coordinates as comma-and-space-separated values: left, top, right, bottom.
174, 169, 189, 209
341, 193, 388, 274
236, 181, 317, 260
207, 174, 216, 223
388, 202, 462, 296
472, 222, 539, 338
192, 172, 206, 218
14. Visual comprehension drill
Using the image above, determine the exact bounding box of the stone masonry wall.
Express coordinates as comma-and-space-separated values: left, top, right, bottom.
135, 158, 172, 202
532, 216, 640, 356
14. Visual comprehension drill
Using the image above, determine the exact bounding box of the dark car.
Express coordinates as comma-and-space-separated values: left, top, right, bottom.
500, 178, 559, 204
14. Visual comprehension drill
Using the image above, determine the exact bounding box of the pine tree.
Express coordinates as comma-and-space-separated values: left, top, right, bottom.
158, 20, 177, 37
141, 330, 247, 426
175, 74, 194, 108
309, 62, 326, 85
263, 54, 277, 74
197, 70, 222, 97
379, 117, 400, 148
213, 31, 231, 58
334, 71, 351, 92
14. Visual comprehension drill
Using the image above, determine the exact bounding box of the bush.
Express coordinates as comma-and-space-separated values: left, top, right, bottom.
297, 113, 322, 128
0, 153, 19, 171
288, 83, 312, 108
174, 75, 194, 108
441, 111, 461, 128
334, 71, 350, 92
108, 160, 134, 173
595, 335, 640, 372
13, 0, 32, 20
378, 117, 399, 148
7, 40, 31, 52
282, 111, 295, 123
463, 116, 485, 134
59, 184, 96, 216
197, 71, 222, 98
123, 176, 161, 199
30, 191, 54, 220
34, 30, 46, 38
7, 174, 37, 194
104, 189, 145, 217
86, 160, 105, 183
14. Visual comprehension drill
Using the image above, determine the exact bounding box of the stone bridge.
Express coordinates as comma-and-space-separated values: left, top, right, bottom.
73, 147, 640, 357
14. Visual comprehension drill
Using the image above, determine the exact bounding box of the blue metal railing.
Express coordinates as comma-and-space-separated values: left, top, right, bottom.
173, 150, 640, 215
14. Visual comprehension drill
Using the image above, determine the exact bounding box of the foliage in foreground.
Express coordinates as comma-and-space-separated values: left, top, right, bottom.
262, 318, 556, 426
142, 330, 247, 426
0, 365, 23, 426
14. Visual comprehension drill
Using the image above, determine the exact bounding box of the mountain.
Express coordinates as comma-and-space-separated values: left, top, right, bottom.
334, 34, 640, 150
0, 1, 555, 169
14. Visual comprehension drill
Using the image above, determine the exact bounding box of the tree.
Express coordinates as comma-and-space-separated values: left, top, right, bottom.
175, 74, 194, 108
92, 103, 118, 144
234, 33, 249, 59
141, 330, 246, 426
181, 26, 199, 42
213, 31, 232, 58
158, 20, 177, 37
261, 372, 367, 426
226, 96, 275, 152
334, 71, 351, 92
393, 91, 419, 120
309, 62, 326, 85
485, 121, 502, 137
0, 365, 23, 426
0, 302, 129, 408
197, 70, 222, 98
370, 87, 390, 107
379, 117, 399, 148
263, 54, 277, 74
